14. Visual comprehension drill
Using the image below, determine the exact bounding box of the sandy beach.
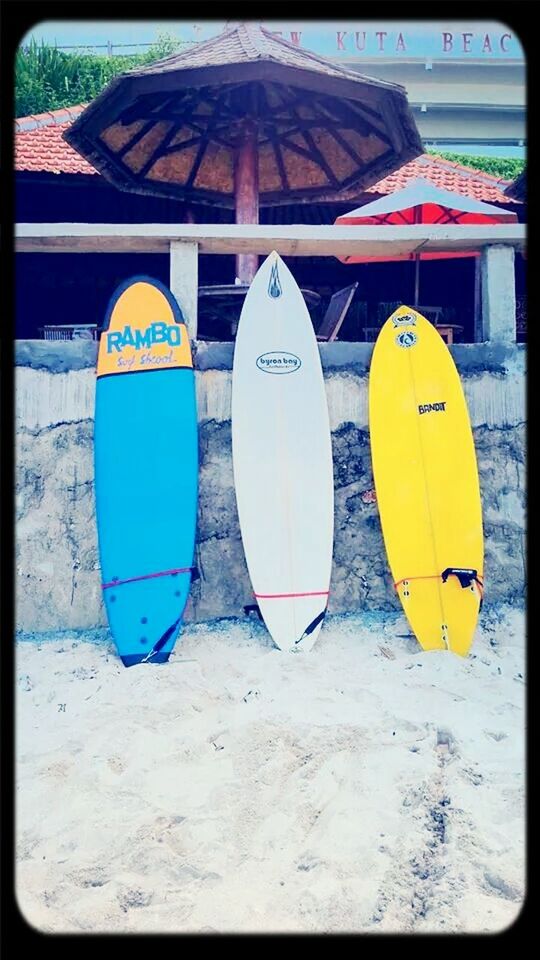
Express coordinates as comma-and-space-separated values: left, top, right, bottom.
16, 605, 525, 934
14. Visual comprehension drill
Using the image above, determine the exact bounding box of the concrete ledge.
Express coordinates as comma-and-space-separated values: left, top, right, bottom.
15, 339, 99, 372
15, 222, 527, 256
16, 339, 526, 376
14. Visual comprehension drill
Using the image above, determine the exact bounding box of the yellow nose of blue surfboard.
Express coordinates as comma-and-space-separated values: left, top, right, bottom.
97, 279, 192, 379
369, 305, 484, 656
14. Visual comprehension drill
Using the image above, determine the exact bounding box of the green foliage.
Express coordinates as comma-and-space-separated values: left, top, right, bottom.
426, 150, 525, 181
15, 34, 184, 117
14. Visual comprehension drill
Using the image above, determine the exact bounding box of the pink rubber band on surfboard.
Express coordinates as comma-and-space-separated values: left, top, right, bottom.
102, 567, 193, 590
253, 590, 330, 600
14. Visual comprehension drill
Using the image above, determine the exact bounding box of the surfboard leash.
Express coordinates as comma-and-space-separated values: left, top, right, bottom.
394, 570, 484, 607
295, 606, 328, 645
140, 616, 183, 664
244, 591, 330, 644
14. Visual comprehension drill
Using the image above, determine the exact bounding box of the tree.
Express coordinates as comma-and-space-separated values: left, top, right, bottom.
426, 150, 525, 181
15, 35, 183, 118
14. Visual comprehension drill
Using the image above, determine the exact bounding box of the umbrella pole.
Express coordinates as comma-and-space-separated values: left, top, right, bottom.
473, 254, 481, 342
413, 205, 421, 307
234, 121, 259, 285
414, 254, 420, 307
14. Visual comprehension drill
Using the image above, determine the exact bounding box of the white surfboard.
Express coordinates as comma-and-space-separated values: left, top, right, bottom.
232, 251, 334, 651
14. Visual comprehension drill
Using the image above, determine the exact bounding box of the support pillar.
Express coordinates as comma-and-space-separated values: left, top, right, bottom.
170, 241, 198, 341
480, 244, 516, 342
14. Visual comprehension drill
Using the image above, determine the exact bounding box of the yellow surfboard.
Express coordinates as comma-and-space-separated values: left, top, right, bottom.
368, 306, 483, 656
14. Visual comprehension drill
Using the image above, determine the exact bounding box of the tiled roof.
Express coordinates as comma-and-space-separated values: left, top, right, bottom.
364, 153, 514, 205
15, 108, 96, 175
14, 103, 517, 206
14, 104, 88, 133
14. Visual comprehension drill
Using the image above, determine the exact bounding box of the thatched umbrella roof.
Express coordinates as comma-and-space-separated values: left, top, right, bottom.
505, 168, 526, 203
64, 22, 422, 208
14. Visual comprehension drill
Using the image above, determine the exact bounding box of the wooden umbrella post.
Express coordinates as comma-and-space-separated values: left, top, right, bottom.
473, 253, 481, 342
414, 205, 421, 307
234, 120, 259, 285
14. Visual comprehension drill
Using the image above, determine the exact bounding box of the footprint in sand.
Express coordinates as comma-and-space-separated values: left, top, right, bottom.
43, 760, 71, 779
107, 756, 127, 775
435, 728, 458, 759
42, 889, 59, 907
17, 835, 40, 861
150, 814, 187, 845
69, 867, 110, 888
117, 886, 154, 912
483, 871, 522, 902
459, 765, 484, 786
484, 730, 508, 742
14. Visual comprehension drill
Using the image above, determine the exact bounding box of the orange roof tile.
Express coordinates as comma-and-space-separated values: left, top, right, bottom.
14, 103, 517, 205
364, 153, 514, 205
15, 107, 96, 175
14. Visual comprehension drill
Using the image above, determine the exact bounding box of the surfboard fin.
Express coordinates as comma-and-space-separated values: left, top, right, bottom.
121, 651, 171, 668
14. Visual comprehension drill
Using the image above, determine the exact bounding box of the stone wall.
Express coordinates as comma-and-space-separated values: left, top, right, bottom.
15, 341, 526, 632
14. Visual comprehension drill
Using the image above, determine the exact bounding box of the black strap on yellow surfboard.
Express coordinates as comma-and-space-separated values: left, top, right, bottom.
395, 568, 484, 611
441, 567, 482, 590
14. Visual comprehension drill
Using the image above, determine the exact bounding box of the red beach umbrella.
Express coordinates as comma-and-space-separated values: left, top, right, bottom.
334, 177, 517, 305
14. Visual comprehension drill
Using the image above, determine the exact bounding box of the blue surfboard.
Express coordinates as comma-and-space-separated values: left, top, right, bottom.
94, 276, 198, 666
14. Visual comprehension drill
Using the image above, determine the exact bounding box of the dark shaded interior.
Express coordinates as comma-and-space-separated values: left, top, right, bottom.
15, 173, 527, 343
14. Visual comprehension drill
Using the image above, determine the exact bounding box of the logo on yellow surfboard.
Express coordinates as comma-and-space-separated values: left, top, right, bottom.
395, 330, 417, 348
97, 278, 192, 378
418, 401, 447, 414
392, 313, 417, 327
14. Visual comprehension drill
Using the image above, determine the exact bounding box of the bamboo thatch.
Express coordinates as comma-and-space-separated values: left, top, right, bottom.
64, 22, 422, 207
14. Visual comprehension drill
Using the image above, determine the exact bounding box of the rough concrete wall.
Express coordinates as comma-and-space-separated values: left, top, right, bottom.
15, 344, 526, 632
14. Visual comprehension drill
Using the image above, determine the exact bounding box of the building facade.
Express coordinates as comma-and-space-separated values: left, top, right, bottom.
268, 21, 526, 159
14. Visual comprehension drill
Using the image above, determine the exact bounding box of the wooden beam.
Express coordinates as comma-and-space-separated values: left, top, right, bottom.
286, 104, 340, 189
378, 94, 405, 154
257, 83, 289, 193
136, 120, 184, 180
313, 96, 391, 147
186, 90, 230, 191
15, 223, 527, 259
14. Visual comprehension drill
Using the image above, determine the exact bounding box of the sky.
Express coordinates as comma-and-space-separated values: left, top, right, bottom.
21, 20, 523, 60
21, 21, 219, 51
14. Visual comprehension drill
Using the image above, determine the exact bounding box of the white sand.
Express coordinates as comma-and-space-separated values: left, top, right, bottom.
16, 607, 525, 934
